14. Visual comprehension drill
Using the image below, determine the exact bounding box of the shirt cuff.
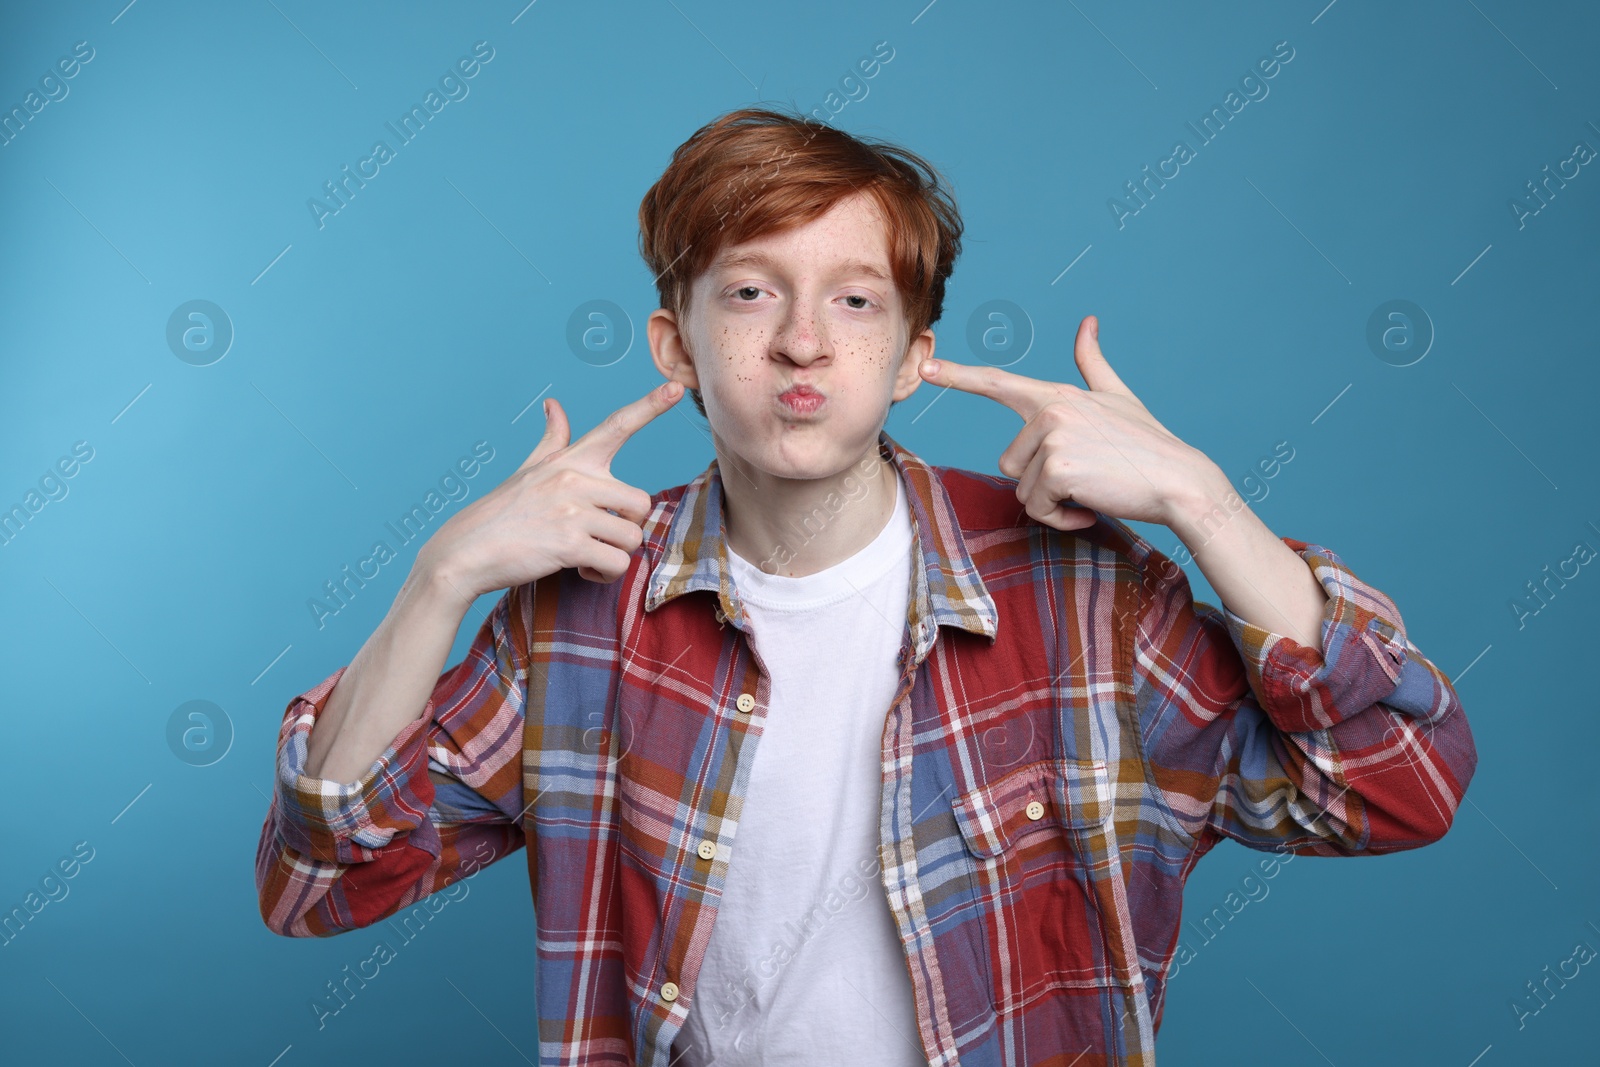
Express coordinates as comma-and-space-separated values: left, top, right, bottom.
271, 665, 437, 866
1219, 539, 1409, 732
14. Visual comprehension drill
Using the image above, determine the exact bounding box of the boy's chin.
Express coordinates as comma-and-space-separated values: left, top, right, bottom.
713, 423, 881, 482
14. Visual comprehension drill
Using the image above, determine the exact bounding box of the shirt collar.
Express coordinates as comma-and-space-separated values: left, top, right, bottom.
644, 429, 999, 663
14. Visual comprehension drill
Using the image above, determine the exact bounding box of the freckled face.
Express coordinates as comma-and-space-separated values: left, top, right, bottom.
678, 192, 921, 481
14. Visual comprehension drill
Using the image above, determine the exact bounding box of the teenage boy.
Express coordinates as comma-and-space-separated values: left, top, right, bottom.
256, 107, 1477, 1066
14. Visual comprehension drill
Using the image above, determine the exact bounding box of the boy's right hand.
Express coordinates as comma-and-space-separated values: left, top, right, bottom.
418, 380, 684, 601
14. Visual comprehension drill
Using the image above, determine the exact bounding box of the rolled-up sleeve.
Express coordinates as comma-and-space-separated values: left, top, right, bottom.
1133, 536, 1478, 857
255, 585, 531, 937
272, 669, 438, 866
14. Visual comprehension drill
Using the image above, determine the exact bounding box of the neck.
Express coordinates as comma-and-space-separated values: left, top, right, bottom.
717, 439, 897, 578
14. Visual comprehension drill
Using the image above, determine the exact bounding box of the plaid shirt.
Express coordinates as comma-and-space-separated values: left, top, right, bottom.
256, 428, 1477, 1066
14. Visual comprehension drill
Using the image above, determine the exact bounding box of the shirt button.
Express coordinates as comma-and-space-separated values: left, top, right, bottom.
661, 981, 680, 1002
735, 693, 756, 714
1025, 800, 1045, 821
696, 840, 716, 860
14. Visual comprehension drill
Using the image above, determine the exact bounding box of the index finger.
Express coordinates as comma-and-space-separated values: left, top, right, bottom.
569, 380, 683, 467
919, 359, 1057, 419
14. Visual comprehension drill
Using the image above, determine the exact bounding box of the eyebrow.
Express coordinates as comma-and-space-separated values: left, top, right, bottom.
709, 249, 891, 283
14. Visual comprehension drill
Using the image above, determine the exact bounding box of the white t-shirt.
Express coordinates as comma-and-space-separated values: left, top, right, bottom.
675, 468, 927, 1066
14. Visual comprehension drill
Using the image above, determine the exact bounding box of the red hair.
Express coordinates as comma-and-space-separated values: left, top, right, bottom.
638, 106, 964, 417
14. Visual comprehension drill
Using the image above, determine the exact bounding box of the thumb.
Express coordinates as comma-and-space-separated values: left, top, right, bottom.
1074, 315, 1129, 395
520, 397, 570, 470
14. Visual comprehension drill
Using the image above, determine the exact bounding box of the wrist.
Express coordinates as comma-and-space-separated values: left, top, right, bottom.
1162, 459, 1247, 551
404, 554, 479, 617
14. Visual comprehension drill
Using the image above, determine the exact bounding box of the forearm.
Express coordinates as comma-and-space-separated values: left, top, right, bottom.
1164, 464, 1327, 652
304, 562, 475, 782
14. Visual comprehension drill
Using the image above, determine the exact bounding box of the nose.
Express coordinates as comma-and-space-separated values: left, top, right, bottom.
772, 292, 832, 366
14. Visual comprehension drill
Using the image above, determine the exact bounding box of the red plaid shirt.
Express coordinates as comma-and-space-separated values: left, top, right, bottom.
256, 428, 1477, 1066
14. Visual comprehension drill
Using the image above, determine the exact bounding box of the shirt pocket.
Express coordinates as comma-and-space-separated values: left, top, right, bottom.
951, 757, 1126, 1012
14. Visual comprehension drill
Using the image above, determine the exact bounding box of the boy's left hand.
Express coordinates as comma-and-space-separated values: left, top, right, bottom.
917, 314, 1225, 532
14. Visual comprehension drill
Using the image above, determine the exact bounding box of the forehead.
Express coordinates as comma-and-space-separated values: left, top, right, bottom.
705, 192, 892, 280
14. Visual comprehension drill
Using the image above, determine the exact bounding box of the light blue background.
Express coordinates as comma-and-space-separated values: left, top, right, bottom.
2, 1, 1595, 1063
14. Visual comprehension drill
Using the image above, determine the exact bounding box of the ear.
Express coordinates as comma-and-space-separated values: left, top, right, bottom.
891, 327, 936, 402
647, 307, 701, 392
